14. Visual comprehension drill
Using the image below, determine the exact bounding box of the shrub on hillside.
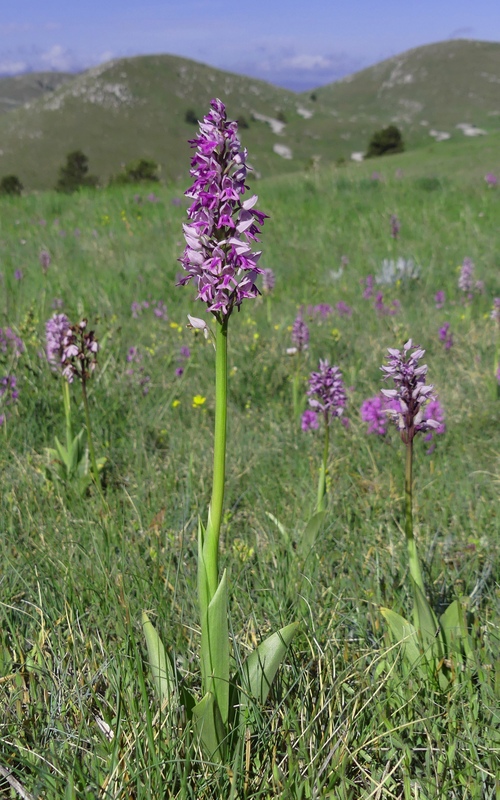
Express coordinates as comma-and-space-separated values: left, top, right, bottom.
55, 150, 99, 193
110, 158, 160, 186
185, 108, 198, 125
366, 125, 405, 158
0, 174, 23, 196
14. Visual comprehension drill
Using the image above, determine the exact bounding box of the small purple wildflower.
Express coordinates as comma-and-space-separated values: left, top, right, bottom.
381, 339, 439, 444
45, 313, 70, 369
434, 290, 445, 309
485, 172, 498, 187
390, 214, 400, 239
261, 268, 275, 294
178, 98, 267, 320
362, 275, 374, 299
175, 344, 191, 377
371, 171, 382, 181
14, 269, 23, 281
39, 250, 51, 275
496, 365, 500, 385
491, 298, 500, 325
309, 303, 334, 319
306, 359, 347, 424
0, 327, 24, 358
0, 374, 18, 424
147, 192, 159, 203
438, 322, 454, 350
458, 257, 475, 295
127, 346, 140, 363
360, 394, 402, 436
51, 297, 64, 309
301, 409, 319, 431
423, 399, 446, 454
291, 314, 309, 352
153, 300, 168, 319
336, 301, 352, 318
374, 292, 400, 316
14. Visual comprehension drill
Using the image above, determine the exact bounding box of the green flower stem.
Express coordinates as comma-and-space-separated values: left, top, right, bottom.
405, 439, 424, 591
204, 316, 228, 601
317, 416, 330, 513
62, 379, 73, 450
81, 377, 104, 500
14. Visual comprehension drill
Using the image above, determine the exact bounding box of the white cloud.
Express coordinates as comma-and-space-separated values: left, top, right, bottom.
281, 54, 334, 71
40, 44, 77, 71
0, 58, 29, 75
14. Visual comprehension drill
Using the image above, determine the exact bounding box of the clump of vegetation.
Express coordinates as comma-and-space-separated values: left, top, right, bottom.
110, 157, 160, 186
55, 150, 99, 193
0, 174, 23, 196
185, 108, 198, 125
366, 124, 405, 157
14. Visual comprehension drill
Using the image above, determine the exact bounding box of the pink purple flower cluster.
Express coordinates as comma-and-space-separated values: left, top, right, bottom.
0, 374, 19, 425
0, 327, 24, 358
302, 359, 347, 430
290, 314, 309, 352
458, 257, 483, 300
361, 392, 445, 450
261, 268, 275, 294
46, 315, 99, 384
46, 313, 70, 369
381, 340, 440, 444
178, 98, 267, 319
438, 322, 453, 350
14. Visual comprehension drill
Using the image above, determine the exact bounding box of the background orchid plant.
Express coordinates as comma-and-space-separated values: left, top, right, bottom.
143, 99, 297, 762
379, 341, 473, 689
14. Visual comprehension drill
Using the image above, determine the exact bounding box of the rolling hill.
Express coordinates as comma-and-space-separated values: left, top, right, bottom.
0, 39, 499, 190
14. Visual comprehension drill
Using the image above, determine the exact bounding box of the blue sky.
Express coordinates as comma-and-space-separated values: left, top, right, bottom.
1, 0, 500, 90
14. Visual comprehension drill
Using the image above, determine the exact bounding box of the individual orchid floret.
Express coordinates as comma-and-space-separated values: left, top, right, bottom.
381, 339, 439, 444
178, 98, 268, 321
306, 359, 347, 423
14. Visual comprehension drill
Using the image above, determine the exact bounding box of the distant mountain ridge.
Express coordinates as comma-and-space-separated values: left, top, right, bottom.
0, 39, 498, 190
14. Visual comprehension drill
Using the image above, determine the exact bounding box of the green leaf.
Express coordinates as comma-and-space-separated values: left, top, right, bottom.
239, 621, 299, 708
440, 599, 472, 659
200, 570, 230, 725
299, 511, 325, 557
192, 691, 227, 761
264, 511, 290, 546
54, 436, 72, 473
141, 611, 177, 708
412, 580, 444, 661
380, 607, 422, 669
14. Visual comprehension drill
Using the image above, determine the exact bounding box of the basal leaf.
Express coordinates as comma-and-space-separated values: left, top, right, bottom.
380, 607, 422, 669
239, 621, 299, 708
192, 691, 227, 762
412, 579, 444, 661
200, 570, 230, 725
299, 510, 326, 557
141, 611, 177, 708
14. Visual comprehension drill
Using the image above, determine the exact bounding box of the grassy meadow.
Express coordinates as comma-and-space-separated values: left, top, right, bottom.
0, 137, 499, 798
